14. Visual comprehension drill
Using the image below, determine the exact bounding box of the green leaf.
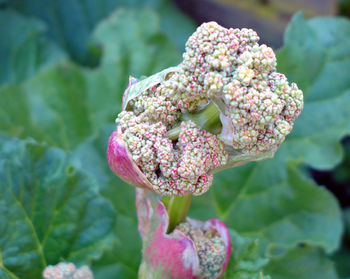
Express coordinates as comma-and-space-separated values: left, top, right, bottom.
277, 12, 350, 170
92, 215, 141, 279
156, 1, 195, 52
264, 246, 339, 279
0, 9, 181, 150
0, 10, 66, 87
81, 129, 142, 279
191, 161, 343, 255
6, 0, 194, 64
0, 10, 182, 276
0, 62, 93, 151
223, 230, 270, 279
0, 135, 116, 279
90, 9, 180, 71
86, 8, 181, 127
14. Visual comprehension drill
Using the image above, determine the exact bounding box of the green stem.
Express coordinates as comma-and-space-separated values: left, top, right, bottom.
162, 194, 193, 233
167, 102, 222, 140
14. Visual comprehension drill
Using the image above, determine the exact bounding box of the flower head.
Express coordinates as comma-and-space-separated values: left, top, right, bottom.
107, 21, 303, 196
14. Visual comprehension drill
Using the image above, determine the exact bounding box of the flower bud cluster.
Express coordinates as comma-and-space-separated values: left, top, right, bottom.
42, 262, 93, 279
159, 22, 303, 152
129, 85, 181, 126
117, 109, 227, 196
109, 21, 303, 196
177, 222, 227, 279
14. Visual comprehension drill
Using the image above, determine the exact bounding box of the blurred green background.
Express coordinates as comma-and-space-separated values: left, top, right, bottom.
0, 0, 350, 279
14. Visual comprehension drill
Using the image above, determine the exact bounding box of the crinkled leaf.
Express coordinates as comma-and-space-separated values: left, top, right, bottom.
4, 0, 124, 64
0, 9, 181, 150
264, 246, 338, 279
223, 230, 270, 279
0, 10, 66, 86
191, 161, 343, 255
5, 0, 194, 64
0, 135, 116, 279
0, 62, 92, 151
277, 12, 350, 170
86, 9, 181, 126
90, 9, 180, 71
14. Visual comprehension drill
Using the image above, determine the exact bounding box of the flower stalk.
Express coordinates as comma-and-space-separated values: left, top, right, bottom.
162, 194, 193, 233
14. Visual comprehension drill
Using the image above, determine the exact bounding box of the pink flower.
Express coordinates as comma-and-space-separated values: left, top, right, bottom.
136, 189, 231, 279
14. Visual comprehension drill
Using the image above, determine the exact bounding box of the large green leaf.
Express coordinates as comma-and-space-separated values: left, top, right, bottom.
264, 246, 338, 279
0, 135, 116, 279
75, 129, 142, 279
0, 62, 92, 151
192, 161, 343, 256
0, 9, 181, 149
277, 12, 350, 170
0, 10, 66, 87
5, 0, 194, 64
223, 230, 270, 279
86, 8, 180, 127
92, 215, 141, 279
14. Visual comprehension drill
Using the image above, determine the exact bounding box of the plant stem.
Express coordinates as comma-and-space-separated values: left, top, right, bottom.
167, 102, 222, 140
162, 194, 193, 233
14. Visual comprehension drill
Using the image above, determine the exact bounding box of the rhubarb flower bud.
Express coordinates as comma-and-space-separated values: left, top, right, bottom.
136, 189, 231, 279
107, 21, 303, 196
42, 262, 94, 279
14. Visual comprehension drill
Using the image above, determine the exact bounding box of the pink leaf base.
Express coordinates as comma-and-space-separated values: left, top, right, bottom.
136, 188, 231, 279
107, 126, 154, 191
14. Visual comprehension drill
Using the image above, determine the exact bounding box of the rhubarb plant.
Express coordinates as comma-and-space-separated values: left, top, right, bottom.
0, 2, 349, 279
107, 20, 303, 278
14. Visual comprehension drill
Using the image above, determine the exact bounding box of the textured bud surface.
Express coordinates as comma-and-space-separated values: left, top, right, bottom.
180, 22, 303, 153
42, 262, 93, 279
178, 221, 227, 279
108, 21, 303, 196
111, 111, 228, 196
